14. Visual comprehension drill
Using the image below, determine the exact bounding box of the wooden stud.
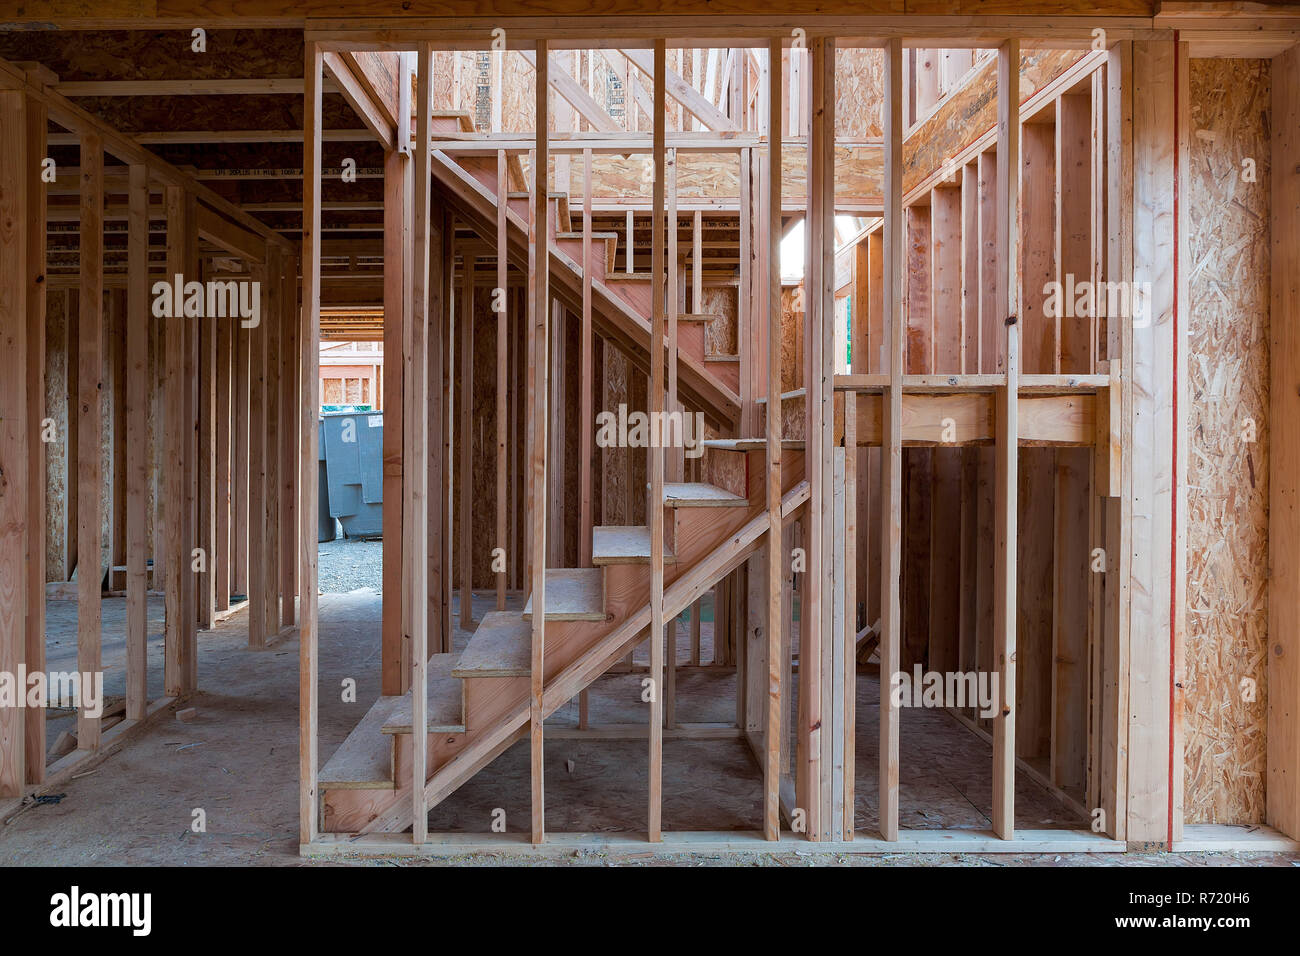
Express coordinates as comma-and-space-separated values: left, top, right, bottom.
281, 256, 299, 629
77, 130, 103, 751
992, 38, 1021, 841
648, 37, 667, 844
879, 37, 904, 843
0, 90, 28, 795
248, 255, 268, 650
215, 298, 232, 614
125, 163, 148, 722
530, 38, 551, 847
299, 40, 324, 847
499, 149, 512, 603
382, 148, 406, 693
22, 79, 47, 783
764, 38, 784, 843
264, 246, 282, 642
459, 250, 473, 631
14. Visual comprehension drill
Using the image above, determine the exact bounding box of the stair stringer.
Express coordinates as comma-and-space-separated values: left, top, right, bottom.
349, 454, 808, 836
428, 149, 740, 429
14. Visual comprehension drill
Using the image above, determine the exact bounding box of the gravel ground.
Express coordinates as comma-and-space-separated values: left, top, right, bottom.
317, 534, 385, 593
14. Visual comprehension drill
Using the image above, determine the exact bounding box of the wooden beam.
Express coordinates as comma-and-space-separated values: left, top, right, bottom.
382, 149, 407, 694
764, 38, 784, 844
125, 163, 149, 722
992, 38, 1021, 841
77, 130, 104, 752
0, 89, 28, 796
530, 39, 551, 847
299, 40, 324, 847
23, 76, 48, 784
57, 78, 306, 96
648, 38, 667, 844
879, 37, 904, 843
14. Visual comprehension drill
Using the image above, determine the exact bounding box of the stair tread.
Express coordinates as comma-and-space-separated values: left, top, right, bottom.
522, 568, 606, 621
452, 612, 531, 677
705, 353, 740, 362
556, 231, 619, 240
319, 695, 396, 790
592, 525, 678, 566
664, 481, 748, 508
702, 437, 807, 451
380, 653, 466, 734
677, 313, 721, 322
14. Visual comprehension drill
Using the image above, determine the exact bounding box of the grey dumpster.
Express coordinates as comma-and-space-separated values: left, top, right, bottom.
317, 419, 336, 542
321, 409, 384, 539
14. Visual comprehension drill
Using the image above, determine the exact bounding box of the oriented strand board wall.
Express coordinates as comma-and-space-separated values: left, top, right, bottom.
1184, 58, 1271, 825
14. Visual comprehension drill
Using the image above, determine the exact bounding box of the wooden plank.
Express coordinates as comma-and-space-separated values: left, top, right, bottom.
453, 612, 530, 677
247, 255, 268, 650
23, 79, 47, 783
459, 252, 473, 630
125, 163, 148, 722
764, 38, 785, 844
1269, 41, 1300, 843
0, 90, 28, 795
280, 255, 300, 629
215, 297, 232, 614
499, 149, 512, 601
530, 38, 551, 847
77, 130, 103, 752
162, 185, 187, 696
877, 37, 905, 843
407, 42, 433, 845
648, 38, 667, 845
381, 149, 406, 695
263, 246, 282, 642
299, 40, 324, 847
992, 38, 1021, 840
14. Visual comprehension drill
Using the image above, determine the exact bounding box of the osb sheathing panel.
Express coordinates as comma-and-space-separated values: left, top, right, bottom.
1184, 58, 1271, 826
781, 285, 803, 393
902, 49, 1085, 196
600, 340, 631, 525
836, 48, 884, 140
699, 285, 737, 356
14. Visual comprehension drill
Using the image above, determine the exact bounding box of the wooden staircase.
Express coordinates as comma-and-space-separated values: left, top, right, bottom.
318, 447, 807, 834
424, 120, 741, 430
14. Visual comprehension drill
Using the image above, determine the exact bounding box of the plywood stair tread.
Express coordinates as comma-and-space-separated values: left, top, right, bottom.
380, 653, 466, 734
702, 437, 807, 451
664, 481, 748, 508
522, 567, 606, 622
319, 695, 395, 790
592, 525, 678, 566
452, 612, 531, 677
556, 231, 619, 240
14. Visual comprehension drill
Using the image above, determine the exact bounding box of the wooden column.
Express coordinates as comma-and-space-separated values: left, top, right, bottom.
992, 38, 1021, 840
264, 245, 282, 642
215, 295, 232, 613
763, 38, 784, 843
0, 90, 29, 794
299, 41, 323, 846
382, 147, 408, 695
530, 38, 551, 846
125, 164, 149, 721
280, 255, 299, 628
197, 264, 217, 631
77, 131, 104, 751
232, 288, 250, 601
879, 37, 904, 842
578, 148, 593, 570
498, 149, 511, 604
459, 252, 473, 629
647, 38, 667, 844
23, 78, 48, 783
247, 257, 268, 650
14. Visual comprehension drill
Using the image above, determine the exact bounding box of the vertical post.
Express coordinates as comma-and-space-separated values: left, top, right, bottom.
383, 147, 408, 694
24, 80, 48, 782
125, 164, 149, 721
248, 257, 267, 650
459, 250, 474, 631
648, 38, 667, 844
164, 186, 186, 695
299, 40, 324, 847
763, 37, 784, 843
198, 257, 217, 632
578, 148, 593, 569
498, 149, 511, 604
879, 37, 904, 842
77, 131, 104, 751
530, 38, 551, 846
992, 38, 1021, 840
281, 256, 300, 629
0, 90, 28, 795
216, 305, 232, 614
408, 41, 434, 845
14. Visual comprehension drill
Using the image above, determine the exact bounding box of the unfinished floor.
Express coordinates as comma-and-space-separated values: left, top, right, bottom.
1, 590, 1292, 866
